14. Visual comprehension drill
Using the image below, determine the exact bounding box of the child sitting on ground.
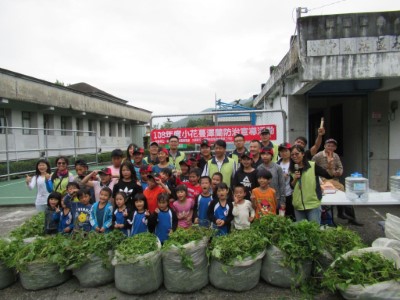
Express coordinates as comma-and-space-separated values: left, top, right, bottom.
173, 184, 194, 229
72, 188, 92, 232
232, 184, 255, 230
149, 193, 178, 244
44, 192, 62, 235
208, 183, 233, 235
53, 197, 74, 234
129, 193, 150, 236
113, 192, 130, 236
251, 169, 278, 219
90, 187, 114, 233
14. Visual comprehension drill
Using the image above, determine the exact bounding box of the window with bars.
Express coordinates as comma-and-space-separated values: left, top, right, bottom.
43, 114, 54, 135
61, 116, 67, 135
100, 121, 105, 136
0, 109, 6, 134
22, 111, 31, 135
118, 123, 122, 137
88, 119, 96, 136
125, 123, 130, 137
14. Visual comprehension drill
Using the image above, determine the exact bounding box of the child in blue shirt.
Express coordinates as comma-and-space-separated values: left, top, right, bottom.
129, 193, 150, 236
207, 183, 233, 235
113, 191, 130, 236
194, 176, 213, 228
149, 193, 178, 244
72, 188, 92, 232
53, 197, 74, 234
90, 187, 113, 233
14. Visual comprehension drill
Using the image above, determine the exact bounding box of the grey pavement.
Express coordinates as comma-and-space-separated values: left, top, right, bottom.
1, 204, 399, 299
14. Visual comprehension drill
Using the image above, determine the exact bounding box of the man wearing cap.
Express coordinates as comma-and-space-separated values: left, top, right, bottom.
312, 139, 343, 179
168, 135, 186, 171
144, 142, 160, 166
312, 139, 362, 225
230, 134, 248, 164
260, 128, 279, 162
257, 147, 286, 212
202, 139, 237, 187
131, 146, 146, 181
198, 139, 213, 172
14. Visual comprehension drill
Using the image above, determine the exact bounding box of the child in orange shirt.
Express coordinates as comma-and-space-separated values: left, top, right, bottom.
251, 169, 279, 219
143, 173, 170, 213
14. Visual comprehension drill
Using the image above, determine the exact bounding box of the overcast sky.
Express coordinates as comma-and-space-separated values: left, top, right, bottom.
1, 0, 398, 121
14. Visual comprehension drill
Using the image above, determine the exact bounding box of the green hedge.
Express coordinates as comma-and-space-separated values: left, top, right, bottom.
0, 152, 112, 177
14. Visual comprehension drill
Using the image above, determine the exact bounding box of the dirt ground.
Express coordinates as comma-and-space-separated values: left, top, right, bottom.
1, 204, 399, 300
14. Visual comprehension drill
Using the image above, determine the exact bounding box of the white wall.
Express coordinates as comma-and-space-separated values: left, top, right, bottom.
0, 109, 138, 161
255, 96, 288, 145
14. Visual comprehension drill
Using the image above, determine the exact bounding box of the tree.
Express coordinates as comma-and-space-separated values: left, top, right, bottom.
187, 118, 213, 128
55, 80, 65, 86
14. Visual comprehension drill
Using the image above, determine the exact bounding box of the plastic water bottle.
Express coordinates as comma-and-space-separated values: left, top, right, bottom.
345, 172, 369, 201
390, 171, 400, 200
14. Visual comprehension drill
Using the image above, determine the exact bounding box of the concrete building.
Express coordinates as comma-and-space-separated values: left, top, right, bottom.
253, 10, 400, 191
0, 68, 151, 161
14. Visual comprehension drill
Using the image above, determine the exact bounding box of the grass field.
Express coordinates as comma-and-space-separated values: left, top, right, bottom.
0, 164, 110, 206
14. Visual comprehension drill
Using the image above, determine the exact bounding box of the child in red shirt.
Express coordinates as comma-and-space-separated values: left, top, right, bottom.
177, 168, 202, 202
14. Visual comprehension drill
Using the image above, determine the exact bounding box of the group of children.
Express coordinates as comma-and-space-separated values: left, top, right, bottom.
34, 147, 278, 243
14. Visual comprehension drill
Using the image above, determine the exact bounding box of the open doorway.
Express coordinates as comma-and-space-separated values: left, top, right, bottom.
308, 95, 368, 179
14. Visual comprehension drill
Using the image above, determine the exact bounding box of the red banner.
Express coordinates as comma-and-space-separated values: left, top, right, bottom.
151, 125, 277, 144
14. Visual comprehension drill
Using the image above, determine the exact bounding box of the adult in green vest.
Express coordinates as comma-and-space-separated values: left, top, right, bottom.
144, 141, 160, 165
202, 139, 237, 187
48, 156, 74, 196
289, 145, 334, 224
168, 135, 186, 171
230, 133, 248, 164
260, 128, 279, 162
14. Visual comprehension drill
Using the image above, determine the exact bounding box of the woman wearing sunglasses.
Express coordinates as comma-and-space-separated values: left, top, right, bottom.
46, 156, 75, 196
